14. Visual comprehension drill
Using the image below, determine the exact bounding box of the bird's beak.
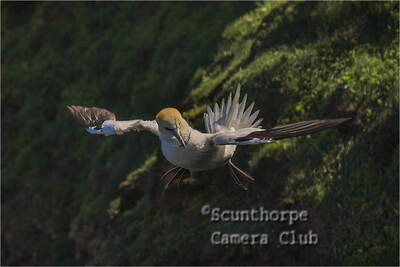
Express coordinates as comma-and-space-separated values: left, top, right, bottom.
172, 128, 186, 148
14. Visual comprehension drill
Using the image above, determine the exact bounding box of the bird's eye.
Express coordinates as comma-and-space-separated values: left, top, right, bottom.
165, 127, 174, 131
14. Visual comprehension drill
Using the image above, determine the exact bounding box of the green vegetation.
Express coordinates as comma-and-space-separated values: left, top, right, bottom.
2, 2, 398, 265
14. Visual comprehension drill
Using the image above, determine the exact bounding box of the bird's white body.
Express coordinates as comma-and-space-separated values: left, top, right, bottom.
159, 128, 237, 171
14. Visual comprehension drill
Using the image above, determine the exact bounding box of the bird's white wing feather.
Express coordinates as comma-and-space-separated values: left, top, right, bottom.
213, 128, 270, 145
103, 119, 159, 136
213, 118, 351, 146
67, 105, 159, 136
204, 84, 263, 134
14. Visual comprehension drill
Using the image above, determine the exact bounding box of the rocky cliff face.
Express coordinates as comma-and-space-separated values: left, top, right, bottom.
3, 2, 399, 265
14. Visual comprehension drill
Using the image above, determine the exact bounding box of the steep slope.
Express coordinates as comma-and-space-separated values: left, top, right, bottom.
2, 2, 253, 265
100, 2, 398, 265
3, 1, 399, 265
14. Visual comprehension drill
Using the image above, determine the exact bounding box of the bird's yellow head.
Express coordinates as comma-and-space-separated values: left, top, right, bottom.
156, 108, 189, 147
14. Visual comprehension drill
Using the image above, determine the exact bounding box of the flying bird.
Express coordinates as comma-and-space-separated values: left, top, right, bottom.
68, 84, 350, 190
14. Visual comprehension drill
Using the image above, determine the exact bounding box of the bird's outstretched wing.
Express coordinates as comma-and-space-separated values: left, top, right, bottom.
67, 105, 116, 129
203, 84, 262, 133
213, 118, 351, 145
67, 105, 159, 136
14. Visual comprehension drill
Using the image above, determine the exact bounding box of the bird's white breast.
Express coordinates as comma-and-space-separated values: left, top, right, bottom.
160, 129, 236, 171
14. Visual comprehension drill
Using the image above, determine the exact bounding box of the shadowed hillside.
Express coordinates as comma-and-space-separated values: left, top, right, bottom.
2, 2, 399, 265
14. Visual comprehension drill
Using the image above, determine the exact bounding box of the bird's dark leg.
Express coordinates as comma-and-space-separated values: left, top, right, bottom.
229, 160, 255, 182
160, 166, 180, 182
164, 167, 184, 189
229, 165, 241, 187
177, 169, 189, 188
228, 163, 248, 191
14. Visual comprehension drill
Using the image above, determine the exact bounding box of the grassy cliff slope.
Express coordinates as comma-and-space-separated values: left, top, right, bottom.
3, 2, 399, 265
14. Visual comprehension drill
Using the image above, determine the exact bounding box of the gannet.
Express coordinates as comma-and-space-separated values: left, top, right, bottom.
68, 84, 350, 190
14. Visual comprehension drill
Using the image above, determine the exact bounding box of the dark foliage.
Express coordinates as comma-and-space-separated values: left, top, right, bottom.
2, 2, 398, 265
